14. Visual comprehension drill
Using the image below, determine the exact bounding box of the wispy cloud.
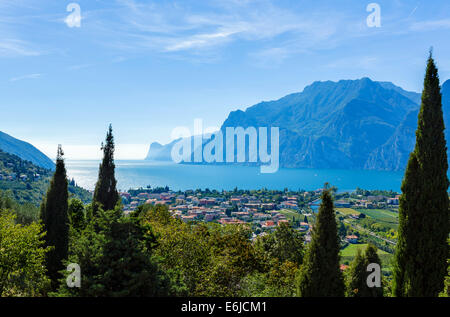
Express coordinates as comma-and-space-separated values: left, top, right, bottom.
86, 0, 343, 63
9, 73, 42, 82
164, 29, 241, 52
0, 39, 41, 57
410, 19, 450, 31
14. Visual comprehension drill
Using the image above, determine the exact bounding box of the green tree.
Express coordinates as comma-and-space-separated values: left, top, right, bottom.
346, 248, 366, 297
255, 222, 304, 266
347, 244, 383, 297
296, 186, 345, 297
39, 145, 69, 289
92, 124, 119, 214
68, 198, 85, 232
58, 207, 172, 297
393, 52, 450, 297
0, 212, 50, 296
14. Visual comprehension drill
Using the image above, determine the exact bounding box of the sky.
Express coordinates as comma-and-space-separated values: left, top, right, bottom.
1, 0, 450, 160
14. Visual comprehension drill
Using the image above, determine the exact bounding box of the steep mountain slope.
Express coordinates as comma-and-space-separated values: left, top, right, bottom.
0, 131, 55, 170
221, 78, 421, 169
367, 79, 450, 170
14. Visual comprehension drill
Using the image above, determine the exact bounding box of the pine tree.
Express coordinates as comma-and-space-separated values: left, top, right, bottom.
40, 145, 69, 288
347, 244, 383, 297
393, 52, 450, 297
93, 124, 119, 214
296, 186, 345, 296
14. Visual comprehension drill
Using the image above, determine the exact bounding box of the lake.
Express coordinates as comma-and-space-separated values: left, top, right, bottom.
65, 160, 405, 192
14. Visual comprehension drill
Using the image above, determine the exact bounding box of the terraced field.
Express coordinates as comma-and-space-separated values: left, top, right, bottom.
357, 208, 399, 227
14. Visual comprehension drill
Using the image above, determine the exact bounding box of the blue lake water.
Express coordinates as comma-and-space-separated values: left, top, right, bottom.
65, 160, 405, 192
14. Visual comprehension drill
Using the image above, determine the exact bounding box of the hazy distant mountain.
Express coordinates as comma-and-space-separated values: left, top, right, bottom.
146, 78, 450, 171
146, 140, 179, 161
0, 131, 55, 170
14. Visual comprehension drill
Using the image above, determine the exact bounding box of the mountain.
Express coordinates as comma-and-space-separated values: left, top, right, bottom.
0, 131, 55, 170
146, 78, 450, 171
221, 78, 421, 170
146, 140, 179, 161
367, 79, 450, 170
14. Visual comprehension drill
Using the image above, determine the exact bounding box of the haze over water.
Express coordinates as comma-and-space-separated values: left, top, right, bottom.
65, 160, 404, 192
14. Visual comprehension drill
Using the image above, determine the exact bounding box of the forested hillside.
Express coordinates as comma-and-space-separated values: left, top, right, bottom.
0, 149, 91, 207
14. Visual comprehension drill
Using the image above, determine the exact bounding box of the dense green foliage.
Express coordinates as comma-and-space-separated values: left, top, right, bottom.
93, 125, 119, 214
255, 222, 304, 266
68, 198, 86, 232
39, 146, 69, 289
296, 187, 345, 296
346, 244, 383, 297
393, 54, 450, 297
0, 212, 50, 296
56, 207, 173, 297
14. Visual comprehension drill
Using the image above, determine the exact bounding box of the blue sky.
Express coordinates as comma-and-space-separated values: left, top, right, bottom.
1, 0, 450, 159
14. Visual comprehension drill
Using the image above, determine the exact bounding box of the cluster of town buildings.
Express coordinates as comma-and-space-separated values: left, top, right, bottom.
335, 194, 400, 209
120, 188, 400, 245
120, 190, 311, 235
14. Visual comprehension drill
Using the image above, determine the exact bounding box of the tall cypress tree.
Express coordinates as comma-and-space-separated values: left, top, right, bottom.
393, 52, 450, 297
296, 185, 345, 296
93, 124, 119, 213
40, 145, 69, 288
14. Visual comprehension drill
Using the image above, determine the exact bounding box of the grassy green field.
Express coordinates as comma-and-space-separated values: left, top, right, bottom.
278, 209, 304, 222
336, 208, 361, 216
356, 209, 398, 225
340, 243, 393, 273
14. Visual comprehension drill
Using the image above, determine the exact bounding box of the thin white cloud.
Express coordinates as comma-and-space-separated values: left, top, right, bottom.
0, 39, 41, 57
9, 73, 42, 82
89, 0, 342, 62
165, 29, 242, 52
410, 19, 450, 31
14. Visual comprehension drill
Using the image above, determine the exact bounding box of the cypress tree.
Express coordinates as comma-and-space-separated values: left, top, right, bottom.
346, 248, 366, 297
296, 185, 345, 296
393, 52, 450, 297
347, 244, 383, 297
40, 145, 69, 288
93, 124, 119, 213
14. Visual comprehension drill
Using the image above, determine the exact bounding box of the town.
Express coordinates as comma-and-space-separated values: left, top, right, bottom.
119, 186, 400, 254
